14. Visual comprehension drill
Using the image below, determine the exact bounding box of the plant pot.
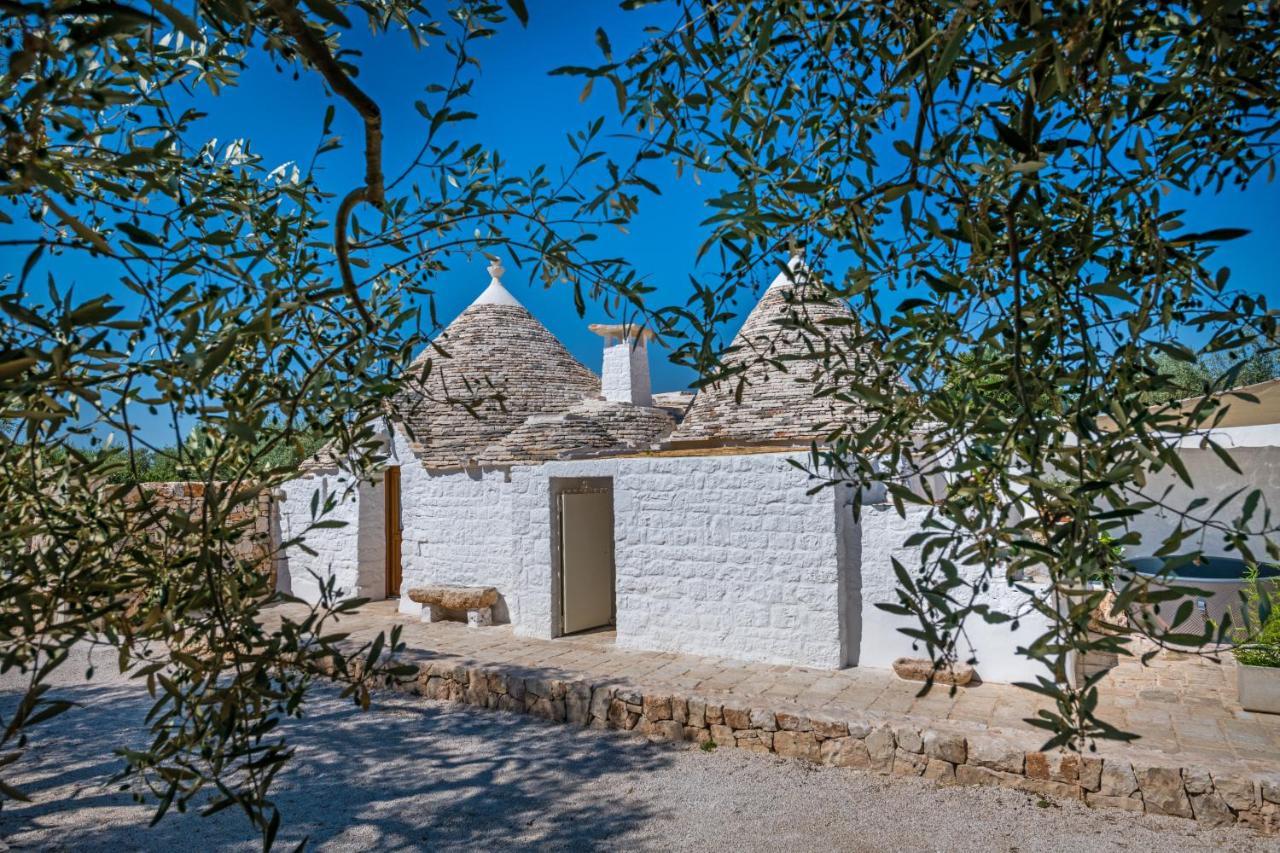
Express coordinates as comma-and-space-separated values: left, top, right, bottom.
1237, 663, 1280, 714
1091, 588, 1129, 632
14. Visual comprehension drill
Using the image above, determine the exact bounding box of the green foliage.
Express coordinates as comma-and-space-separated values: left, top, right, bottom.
1090, 533, 1125, 588
572, 1, 1280, 751
1, 0, 650, 847
1233, 565, 1280, 669
43, 429, 329, 483
6, 1, 1280, 840
1143, 348, 1280, 404
1235, 624, 1280, 668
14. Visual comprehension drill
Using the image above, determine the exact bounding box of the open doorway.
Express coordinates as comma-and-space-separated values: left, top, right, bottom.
551, 477, 615, 636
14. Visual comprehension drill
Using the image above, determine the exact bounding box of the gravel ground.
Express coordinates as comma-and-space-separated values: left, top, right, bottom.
1, 645, 1276, 852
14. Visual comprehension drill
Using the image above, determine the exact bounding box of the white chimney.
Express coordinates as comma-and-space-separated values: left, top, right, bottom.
589, 323, 655, 407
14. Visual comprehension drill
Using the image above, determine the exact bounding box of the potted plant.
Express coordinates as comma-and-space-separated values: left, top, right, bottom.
1089, 533, 1129, 631
1234, 565, 1280, 714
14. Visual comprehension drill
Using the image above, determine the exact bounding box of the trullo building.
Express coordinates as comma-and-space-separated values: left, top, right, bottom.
277, 254, 1051, 681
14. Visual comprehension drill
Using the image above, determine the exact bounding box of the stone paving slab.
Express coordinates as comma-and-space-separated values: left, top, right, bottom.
266, 601, 1280, 831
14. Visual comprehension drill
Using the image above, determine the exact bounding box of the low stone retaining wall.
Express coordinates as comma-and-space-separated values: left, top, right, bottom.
377, 658, 1279, 833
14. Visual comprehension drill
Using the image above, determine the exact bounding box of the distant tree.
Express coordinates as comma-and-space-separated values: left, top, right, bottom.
61, 426, 332, 483
1143, 348, 1280, 404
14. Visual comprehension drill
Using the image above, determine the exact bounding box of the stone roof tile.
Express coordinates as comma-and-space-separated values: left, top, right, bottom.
477, 399, 675, 466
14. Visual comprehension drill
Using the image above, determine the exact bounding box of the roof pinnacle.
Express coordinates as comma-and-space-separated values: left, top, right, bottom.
471, 258, 521, 308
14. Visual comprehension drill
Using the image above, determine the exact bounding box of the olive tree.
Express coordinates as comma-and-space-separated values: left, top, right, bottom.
6, 0, 1280, 844
575, 0, 1280, 748
0, 0, 649, 845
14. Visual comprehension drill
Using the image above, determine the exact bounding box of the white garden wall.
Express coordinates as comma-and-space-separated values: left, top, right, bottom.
854, 502, 1056, 684
277, 471, 384, 604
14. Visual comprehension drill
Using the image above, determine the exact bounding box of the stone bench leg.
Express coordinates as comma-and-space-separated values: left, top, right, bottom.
422, 605, 447, 623
467, 606, 492, 628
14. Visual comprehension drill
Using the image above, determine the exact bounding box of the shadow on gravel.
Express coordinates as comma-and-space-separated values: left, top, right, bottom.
0, 680, 673, 850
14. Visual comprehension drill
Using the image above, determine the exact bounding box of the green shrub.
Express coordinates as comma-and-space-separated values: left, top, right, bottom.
1233, 565, 1280, 668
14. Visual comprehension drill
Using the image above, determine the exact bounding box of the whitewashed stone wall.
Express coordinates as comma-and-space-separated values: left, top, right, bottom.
390, 428, 523, 624
538, 452, 849, 669
277, 471, 385, 604
279, 436, 1048, 680
600, 338, 652, 406
391, 447, 852, 669
855, 502, 1055, 684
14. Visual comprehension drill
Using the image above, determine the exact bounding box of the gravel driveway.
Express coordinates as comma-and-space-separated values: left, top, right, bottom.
1, 645, 1275, 851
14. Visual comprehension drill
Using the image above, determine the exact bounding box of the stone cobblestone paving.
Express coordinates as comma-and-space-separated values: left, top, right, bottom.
260, 600, 1280, 834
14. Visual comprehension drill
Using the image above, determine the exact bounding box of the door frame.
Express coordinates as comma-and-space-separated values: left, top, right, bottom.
549, 476, 615, 637
384, 466, 402, 597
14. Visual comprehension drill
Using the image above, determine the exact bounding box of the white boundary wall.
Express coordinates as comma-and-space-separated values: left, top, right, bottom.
853, 503, 1055, 684
276, 471, 385, 604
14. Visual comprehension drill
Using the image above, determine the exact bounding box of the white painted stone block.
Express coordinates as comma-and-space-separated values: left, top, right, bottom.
543, 451, 847, 669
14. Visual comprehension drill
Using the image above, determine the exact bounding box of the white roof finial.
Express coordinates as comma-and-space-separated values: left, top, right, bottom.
470, 257, 522, 308
764, 241, 811, 292
787, 239, 807, 271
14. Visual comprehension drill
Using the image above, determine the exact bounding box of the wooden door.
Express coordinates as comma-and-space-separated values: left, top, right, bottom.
559, 488, 614, 634
384, 466, 402, 597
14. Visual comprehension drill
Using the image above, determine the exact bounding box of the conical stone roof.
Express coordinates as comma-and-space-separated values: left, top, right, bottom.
394, 262, 600, 467
671, 254, 884, 446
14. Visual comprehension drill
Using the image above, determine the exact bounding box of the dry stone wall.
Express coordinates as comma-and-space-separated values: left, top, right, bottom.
128, 482, 276, 585
371, 656, 1280, 833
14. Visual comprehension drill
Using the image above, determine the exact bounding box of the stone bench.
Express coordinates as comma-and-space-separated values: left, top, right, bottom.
406, 586, 499, 627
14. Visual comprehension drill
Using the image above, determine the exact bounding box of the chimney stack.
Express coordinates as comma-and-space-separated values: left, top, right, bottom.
589, 323, 655, 407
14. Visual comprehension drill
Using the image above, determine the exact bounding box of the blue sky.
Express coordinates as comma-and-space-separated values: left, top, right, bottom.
7, 3, 1279, 444
191, 3, 728, 397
